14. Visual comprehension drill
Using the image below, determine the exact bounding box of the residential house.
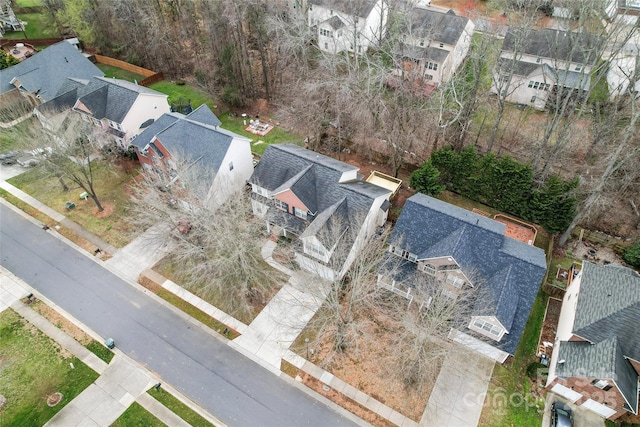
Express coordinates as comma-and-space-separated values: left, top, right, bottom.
249, 144, 392, 280
395, 8, 475, 85
0, 40, 103, 104
547, 261, 640, 420
379, 194, 547, 363
492, 28, 603, 110
308, 0, 388, 54
130, 104, 253, 209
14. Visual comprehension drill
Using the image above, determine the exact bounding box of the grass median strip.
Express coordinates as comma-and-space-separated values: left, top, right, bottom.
148, 387, 215, 427
111, 401, 167, 427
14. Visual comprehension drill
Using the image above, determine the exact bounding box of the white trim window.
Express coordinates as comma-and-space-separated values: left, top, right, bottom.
446, 274, 464, 288
306, 242, 326, 257
274, 199, 288, 211
470, 318, 504, 341
422, 264, 437, 275
294, 207, 307, 219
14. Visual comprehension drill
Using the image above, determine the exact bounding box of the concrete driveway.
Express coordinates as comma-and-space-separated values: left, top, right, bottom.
541, 393, 605, 427
420, 344, 495, 427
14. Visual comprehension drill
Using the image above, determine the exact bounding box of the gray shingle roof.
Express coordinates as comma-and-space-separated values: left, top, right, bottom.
0, 40, 103, 101
410, 8, 470, 46
76, 77, 166, 124
501, 28, 603, 65
250, 144, 391, 256
401, 45, 450, 63
573, 262, 640, 359
387, 194, 547, 355
557, 337, 639, 414
133, 105, 246, 179
309, 0, 378, 18
326, 15, 346, 30
185, 104, 221, 127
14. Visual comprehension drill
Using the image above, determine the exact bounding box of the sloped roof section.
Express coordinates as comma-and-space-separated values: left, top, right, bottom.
186, 104, 221, 127
387, 193, 547, 355
573, 262, 640, 360
502, 28, 603, 65
0, 40, 103, 101
309, 0, 378, 18
410, 7, 470, 46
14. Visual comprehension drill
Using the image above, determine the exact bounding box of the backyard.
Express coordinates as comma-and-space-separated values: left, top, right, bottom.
0, 309, 99, 426
96, 64, 146, 83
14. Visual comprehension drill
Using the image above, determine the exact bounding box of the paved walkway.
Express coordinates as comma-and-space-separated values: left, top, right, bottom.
105, 223, 175, 282
232, 241, 329, 373
420, 345, 495, 427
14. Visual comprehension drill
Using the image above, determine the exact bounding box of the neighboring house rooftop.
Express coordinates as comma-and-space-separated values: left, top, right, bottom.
0, 40, 103, 101
573, 262, 640, 358
75, 76, 166, 124
501, 27, 603, 65
309, 0, 378, 18
387, 194, 547, 355
132, 105, 246, 180
410, 8, 470, 46
250, 144, 390, 255
401, 45, 450, 63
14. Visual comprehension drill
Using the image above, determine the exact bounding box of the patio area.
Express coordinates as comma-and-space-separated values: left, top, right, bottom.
245, 119, 274, 136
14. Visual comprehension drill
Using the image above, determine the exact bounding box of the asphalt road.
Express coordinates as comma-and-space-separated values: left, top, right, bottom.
0, 203, 357, 427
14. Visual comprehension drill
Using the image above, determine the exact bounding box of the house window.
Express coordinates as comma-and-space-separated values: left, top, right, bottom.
320, 29, 333, 37
307, 242, 326, 257
575, 65, 582, 71
324, 42, 328, 50
330, 9, 333, 15
446, 274, 464, 288
536, 57, 541, 63
337, 29, 342, 37
422, 264, 437, 275
408, 253, 417, 263
420, 40, 425, 47
528, 81, 550, 91
439, 42, 444, 48
392, 246, 404, 256
471, 319, 503, 339
228, 161, 234, 171
591, 379, 613, 391
274, 199, 288, 211
425, 74, 433, 81
294, 207, 307, 219
109, 121, 122, 131
531, 96, 536, 103
309, 4, 312, 10
427, 62, 438, 71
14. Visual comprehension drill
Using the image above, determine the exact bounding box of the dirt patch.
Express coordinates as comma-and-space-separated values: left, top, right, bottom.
94, 203, 115, 219
46, 392, 63, 407
569, 241, 624, 266
538, 298, 562, 356
30, 301, 92, 346
299, 373, 395, 427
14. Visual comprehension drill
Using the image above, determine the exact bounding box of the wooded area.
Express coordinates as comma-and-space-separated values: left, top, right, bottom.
40, 0, 640, 242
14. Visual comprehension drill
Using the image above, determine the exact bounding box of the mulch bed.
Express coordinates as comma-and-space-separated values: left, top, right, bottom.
538, 298, 562, 356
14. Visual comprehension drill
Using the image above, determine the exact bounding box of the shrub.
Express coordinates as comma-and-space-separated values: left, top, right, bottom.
409, 160, 444, 196
623, 240, 640, 269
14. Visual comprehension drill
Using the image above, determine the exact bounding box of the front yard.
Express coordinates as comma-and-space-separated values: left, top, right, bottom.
0, 309, 99, 426
7, 160, 141, 248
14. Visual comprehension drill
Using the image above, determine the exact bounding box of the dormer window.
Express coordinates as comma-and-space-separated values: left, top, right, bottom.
446, 274, 464, 288
470, 318, 504, 341
575, 64, 582, 71
422, 264, 437, 275
591, 379, 613, 391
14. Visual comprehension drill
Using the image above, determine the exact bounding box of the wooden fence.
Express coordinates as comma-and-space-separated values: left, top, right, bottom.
574, 227, 633, 254
0, 37, 64, 47
93, 54, 156, 77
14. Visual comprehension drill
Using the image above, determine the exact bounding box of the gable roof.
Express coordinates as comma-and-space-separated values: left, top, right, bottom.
325, 15, 346, 30
75, 77, 166, 124
573, 262, 640, 360
557, 337, 639, 414
410, 8, 470, 46
0, 40, 103, 101
309, 0, 379, 18
250, 144, 391, 253
387, 194, 547, 354
501, 27, 603, 65
185, 104, 221, 127
132, 105, 243, 179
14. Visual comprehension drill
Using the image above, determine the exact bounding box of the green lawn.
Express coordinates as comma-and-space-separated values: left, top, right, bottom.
85, 340, 115, 364
15, 0, 43, 6
3, 13, 59, 39
217, 112, 301, 155
147, 81, 218, 111
110, 402, 166, 427
0, 117, 38, 153
0, 309, 99, 426
97, 64, 146, 83
148, 387, 215, 427
479, 291, 549, 427
7, 161, 141, 248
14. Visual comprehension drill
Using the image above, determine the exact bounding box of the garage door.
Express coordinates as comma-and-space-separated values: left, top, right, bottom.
581, 398, 617, 418
551, 384, 582, 402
